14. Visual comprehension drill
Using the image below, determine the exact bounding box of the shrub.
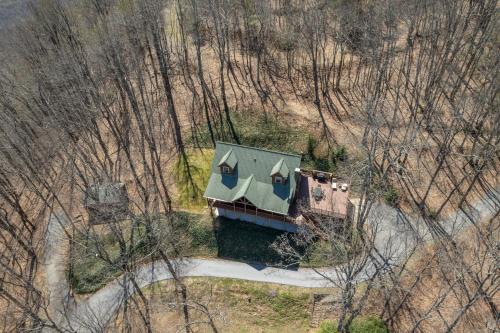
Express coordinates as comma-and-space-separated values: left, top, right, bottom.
329, 146, 348, 171
317, 320, 336, 333
317, 316, 389, 333
350, 316, 389, 333
384, 186, 400, 207
427, 208, 438, 220
273, 31, 298, 52
332, 146, 348, 162
306, 135, 319, 162
314, 157, 330, 172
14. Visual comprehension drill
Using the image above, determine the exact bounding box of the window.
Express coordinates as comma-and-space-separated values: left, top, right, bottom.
274, 176, 283, 184
222, 166, 231, 174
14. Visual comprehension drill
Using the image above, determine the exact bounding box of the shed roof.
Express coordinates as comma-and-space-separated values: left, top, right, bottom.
85, 183, 128, 207
204, 142, 302, 215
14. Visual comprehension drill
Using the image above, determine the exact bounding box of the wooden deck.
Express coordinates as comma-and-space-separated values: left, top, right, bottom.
296, 174, 349, 219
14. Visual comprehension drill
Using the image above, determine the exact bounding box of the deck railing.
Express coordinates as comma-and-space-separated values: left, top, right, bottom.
211, 201, 296, 224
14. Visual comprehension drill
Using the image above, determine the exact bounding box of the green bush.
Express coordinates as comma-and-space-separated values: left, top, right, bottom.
384, 186, 400, 207
314, 157, 330, 172
304, 137, 346, 173
427, 208, 438, 220
350, 316, 389, 333
276, 34, 297, 51
317, 316, 389, 333
306, 135, 319, 161
190, 221, 217, 250
331, 146, 347, 162
303, 144, 348, 172
330, 146, 348, 171
318, 320, 337, 333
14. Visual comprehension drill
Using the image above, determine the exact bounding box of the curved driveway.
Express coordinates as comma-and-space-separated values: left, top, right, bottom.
64, 258, 337, 332
46, 188, 499, 332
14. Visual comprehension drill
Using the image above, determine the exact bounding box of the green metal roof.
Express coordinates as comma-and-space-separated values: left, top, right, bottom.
203, 142, 302, 215
270, 158, 289, 177
232, 174, 255, 201
217, 148, 237, 169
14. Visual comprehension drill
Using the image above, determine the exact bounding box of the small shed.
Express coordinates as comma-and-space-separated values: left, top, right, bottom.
84, 183, 129, 225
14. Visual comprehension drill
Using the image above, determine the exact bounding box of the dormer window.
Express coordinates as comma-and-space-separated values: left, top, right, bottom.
270, 158, 289, 185
218, 149, 237, 175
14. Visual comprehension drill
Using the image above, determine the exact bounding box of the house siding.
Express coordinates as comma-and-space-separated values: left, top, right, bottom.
215, 207, 298, 233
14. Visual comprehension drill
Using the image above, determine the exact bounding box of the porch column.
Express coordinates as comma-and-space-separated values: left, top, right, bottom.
207, 199, 214, 217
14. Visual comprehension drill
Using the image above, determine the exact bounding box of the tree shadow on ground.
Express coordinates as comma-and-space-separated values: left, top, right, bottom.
214, 217, 303, 269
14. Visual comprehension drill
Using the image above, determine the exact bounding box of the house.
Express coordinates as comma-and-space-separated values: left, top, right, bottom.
204, 142, 351, 232
84, 183, 129, 225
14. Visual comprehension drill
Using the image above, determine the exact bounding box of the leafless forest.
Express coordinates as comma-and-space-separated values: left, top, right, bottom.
0, 0, 498, 332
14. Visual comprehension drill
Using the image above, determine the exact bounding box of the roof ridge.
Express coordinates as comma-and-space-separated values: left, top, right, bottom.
216, 141, 302, 158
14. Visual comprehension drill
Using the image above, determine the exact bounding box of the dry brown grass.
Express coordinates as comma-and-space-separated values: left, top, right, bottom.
389, 220, 499, 332
106, 277, 387, 333
108, 277, 325, 333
